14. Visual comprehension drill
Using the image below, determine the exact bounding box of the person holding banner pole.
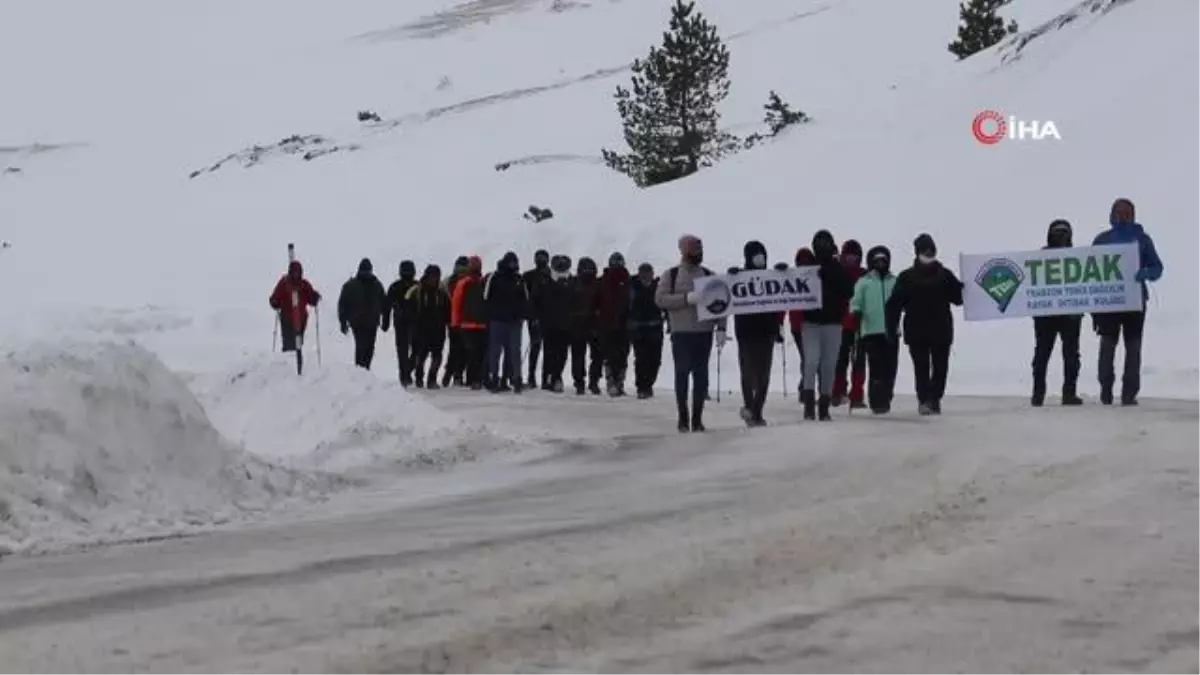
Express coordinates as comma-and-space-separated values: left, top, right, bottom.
800, 230, 854, 421
1091, 197, 1164, 406
655, 234, 727, 433
1031, 220, 1084, 407
885, 233, 964, 415
787, 247, 816, 400
732, 242, 786, 427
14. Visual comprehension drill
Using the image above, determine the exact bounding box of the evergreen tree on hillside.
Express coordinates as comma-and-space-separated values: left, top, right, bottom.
601, 0, 740, 187
948, 0, 1019, 60
763, 91, 809, 136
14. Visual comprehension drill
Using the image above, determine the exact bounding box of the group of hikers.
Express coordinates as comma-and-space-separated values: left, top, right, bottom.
268, 197, 1163, 432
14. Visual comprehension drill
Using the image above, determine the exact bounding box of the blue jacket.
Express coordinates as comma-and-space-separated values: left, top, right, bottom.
1093, 220, 1163, 300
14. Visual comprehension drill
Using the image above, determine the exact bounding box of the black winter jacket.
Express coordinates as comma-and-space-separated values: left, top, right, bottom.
522, 267, 553, 322
384, 278, 418, 331
885, 260, 964, 345
407, 282, 451, 341
568, 276, 600, 336
802, 257, 855, 325
338, 271, 387, 330
628, 276, 664, 331
483, 267, 529, 322
539, 276, 575, 332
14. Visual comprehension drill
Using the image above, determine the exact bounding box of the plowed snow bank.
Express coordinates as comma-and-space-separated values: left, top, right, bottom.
0, 342, 332, 553
196, 358, 523, 473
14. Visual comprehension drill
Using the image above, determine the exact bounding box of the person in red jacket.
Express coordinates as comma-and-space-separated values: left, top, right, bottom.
787, 247, 816, 401
833, 239, 867, 408
269, 260, 321, 374
595, 252, 632, 396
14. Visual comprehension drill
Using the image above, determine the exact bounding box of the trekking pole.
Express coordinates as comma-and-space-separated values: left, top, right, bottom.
272, 311, 279, 352
315, 305, 323, 366
848, 325, 861, 416
715, 343, 722, 403
780, 338, 788, 398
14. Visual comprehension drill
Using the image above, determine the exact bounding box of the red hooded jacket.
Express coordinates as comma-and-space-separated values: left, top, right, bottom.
595, 265, 631, 331
269, 260, 320, 331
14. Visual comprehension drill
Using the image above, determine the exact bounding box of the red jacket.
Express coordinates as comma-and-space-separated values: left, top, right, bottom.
269, 261, 320, 331
595, 266, 631, 330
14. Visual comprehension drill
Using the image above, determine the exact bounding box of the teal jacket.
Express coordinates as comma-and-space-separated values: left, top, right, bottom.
849, 270, 896, 337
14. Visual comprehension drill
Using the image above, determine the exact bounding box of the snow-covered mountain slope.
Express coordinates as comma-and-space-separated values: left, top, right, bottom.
3, 0, 1192, 399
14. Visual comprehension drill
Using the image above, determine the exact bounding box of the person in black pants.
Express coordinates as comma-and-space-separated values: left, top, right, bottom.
733, 241, 785, 426
568, 257, 604, 395
522, 249, 552, 388
384, 260, 419, 385
1091, 197, 1164, 406
539, 255, 575, 391
629, 263, 665, 399
850, 245, 899, 414
441, 255, 469, 387
885, 234, 964, 415
337, 258, 388, 370
1030, 220, 1084, 406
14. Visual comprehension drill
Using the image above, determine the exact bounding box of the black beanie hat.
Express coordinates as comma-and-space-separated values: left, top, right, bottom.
399, 259, 416, 277
813, 230, 836, 258
913, 233, 937, 255
534, 249, 550, 264
743, 240, 767, 265
453, 255, 468, 269
358, 258, 373, 274
423, 264, 441, 278
841, 239, 863, 259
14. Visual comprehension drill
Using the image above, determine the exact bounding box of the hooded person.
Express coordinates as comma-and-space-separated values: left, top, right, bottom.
834, 239, 868, 408
654, 234, 728, 433
799, 230, 855, 421
441, 255, 471, 387
1030, 220, 1085, 407
404, 264, 452, 389
596, 251, 633, 396
850, 245, 899, 414
1091, 198, 1163, 405
450, 255, 489, 389
385, 259, 419, 385
483, 251, 530, 393
787, 247, 816, 399
269, 259, 321, 374
732, 240, 785, 426
337, 257, 388, 370
522, 249, 553, 389
568, 256, 604, 395
885, 233, 964, 415
538, 254, 575, 392
629, 261, 666, 399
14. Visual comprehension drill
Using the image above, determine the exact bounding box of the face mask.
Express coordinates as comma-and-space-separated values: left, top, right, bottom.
918, 254, 936, 264
844, 255, 860, 267
685, 252, 703, 265
552, 270, 568, 281
751, 253, 766, 268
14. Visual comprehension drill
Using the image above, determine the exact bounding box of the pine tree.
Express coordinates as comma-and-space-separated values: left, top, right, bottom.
601, 0, 740, 187
948, 0, 1019, 60
763, 91, 809, 136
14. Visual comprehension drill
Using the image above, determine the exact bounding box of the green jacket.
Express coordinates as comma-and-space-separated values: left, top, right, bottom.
849, 270, 896, 337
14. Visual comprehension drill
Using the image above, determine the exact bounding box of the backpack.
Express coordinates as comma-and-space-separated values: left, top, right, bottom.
667, 265, 713, 294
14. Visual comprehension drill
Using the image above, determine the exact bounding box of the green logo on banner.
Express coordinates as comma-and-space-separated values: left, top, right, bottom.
975, 258, 1025, 312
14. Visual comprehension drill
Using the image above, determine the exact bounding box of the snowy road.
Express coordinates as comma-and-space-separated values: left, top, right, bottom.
0, 394, 1195, 672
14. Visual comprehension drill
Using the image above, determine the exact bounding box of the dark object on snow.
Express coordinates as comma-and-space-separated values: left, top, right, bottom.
357, 110, 382, 123
523, 205, 554, 222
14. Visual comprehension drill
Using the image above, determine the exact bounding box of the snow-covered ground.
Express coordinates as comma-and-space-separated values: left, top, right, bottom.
0, 393, 1194, 672
0, 0, 1195, 667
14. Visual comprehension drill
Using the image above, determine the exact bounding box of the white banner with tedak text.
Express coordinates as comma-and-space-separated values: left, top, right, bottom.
693, 266, 823, 321
960, 243, 1143, 321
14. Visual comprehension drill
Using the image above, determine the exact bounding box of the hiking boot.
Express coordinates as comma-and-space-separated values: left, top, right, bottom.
589, 382, 602, 395
469, 382, 483, 391
1121, 394, 1138, 406
513, 381, 524, 394
871, 405, 890, 415
677, 409, 690, 433
751, 415, 767, 427
575, 383, 586, 396
918, 402, 933, 415
552, 379, 564, 393
691, 419, 706, 432
849, 399, 867, 410
831, 393, 845, 407
817, 395, 832, 421
930, 400, 942, 414
801, 389, 816, 420
636, 389, 651, 400
1100, 384, 1114, 405
1062, 384, 1083, 406
739, 407, 754, 426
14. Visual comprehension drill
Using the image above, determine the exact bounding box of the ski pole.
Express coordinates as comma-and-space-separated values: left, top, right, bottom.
315, 305, 323, 366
